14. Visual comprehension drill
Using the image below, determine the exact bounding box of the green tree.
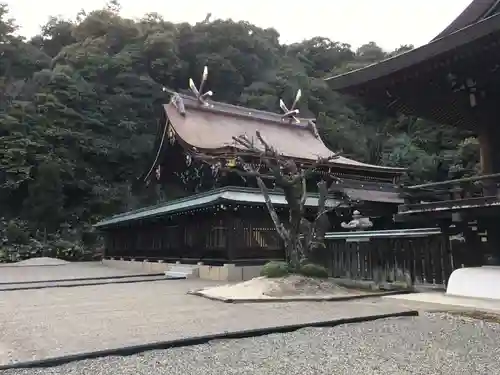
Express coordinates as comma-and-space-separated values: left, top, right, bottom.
23, 161, 64, 232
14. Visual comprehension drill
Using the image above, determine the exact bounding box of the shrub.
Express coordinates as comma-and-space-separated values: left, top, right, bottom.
260, 261, 290, 278
5, 221, 29, 245
298, 263, 329, 278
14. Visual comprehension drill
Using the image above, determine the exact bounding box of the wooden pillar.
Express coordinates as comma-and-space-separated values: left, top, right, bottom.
103, 230, 111, 257
225, 211, 240, 262
477, 123, 500, 264
480, 122, 500, 173
478, 128, 493, 175
478, 123, 500, 195
224, 213, 233, 262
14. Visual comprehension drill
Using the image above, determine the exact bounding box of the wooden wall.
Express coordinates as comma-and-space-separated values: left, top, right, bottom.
317, 233, 456, 288
102, 207, 284, 265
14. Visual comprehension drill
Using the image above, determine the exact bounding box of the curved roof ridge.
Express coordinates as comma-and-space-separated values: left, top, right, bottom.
173, 93, 314, 129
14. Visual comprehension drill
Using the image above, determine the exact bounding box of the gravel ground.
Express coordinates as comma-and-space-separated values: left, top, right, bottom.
6, 257, 70, 266
0, 262, 156, 284
0, 280, 412, 365
3, 312, 500, 375
0, 275, 168, 291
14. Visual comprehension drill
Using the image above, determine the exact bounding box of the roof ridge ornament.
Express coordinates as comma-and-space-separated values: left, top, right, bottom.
189, 66, 213, 105
307, 119, 321, 139
162, 86, 187, 117
279, 89, 302, 124
171, 93, 186, 116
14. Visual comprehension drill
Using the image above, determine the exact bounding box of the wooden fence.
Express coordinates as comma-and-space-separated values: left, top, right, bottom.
320, 228, 455, 288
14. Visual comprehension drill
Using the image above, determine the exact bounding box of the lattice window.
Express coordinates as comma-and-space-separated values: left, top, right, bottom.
206, 225, 227, 249
243, 225, 280, 250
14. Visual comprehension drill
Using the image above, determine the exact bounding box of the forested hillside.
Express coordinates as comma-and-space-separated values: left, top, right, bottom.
0, 2, 479, 260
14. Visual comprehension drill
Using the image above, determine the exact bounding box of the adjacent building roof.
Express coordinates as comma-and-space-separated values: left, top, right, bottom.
397, 196, 500, 220
324, 0, 500, 128
342, 188, 403, 204
329, 178, 403, 204
163, 94, 405, 174
94, 186, 344, 229
325, 10, 500, 92
432, 0, 500, 40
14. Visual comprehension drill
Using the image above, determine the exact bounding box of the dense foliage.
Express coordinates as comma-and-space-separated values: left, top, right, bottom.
0, 2, 480, 260
260, 261, 290, 278
260, 261, 329, 278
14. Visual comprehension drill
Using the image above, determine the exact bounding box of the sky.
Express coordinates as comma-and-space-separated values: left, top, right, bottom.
4, 0, 473, 51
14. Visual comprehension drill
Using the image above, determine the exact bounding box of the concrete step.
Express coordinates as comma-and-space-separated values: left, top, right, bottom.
164, 264, 199, 279
170, 266, 196, 273
164, 271, 188, 279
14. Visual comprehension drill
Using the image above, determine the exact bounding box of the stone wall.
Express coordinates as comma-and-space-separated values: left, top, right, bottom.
102, 258, 170, 273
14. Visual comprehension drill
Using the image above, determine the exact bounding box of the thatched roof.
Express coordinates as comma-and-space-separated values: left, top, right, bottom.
163, 94, 404, 174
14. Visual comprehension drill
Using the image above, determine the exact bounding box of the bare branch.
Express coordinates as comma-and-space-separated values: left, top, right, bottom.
312, 180, 343, 223
289, 153, 343, 185
307, 119, 321, 139
189, 128, 353, 268
254, 176, 288, 241
317, 180, 328, 214
299, 174, 307, 210
232, 135, 255, 150
313, 202, 342, 223
255, 131, 274, 153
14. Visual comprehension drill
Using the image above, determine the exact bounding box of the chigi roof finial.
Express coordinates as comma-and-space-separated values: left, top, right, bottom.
189, 66, 213, 104
279, 89, 302, 124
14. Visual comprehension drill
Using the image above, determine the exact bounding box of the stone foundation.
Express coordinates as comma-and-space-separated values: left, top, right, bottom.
197, 263, 262, 282
102, 258, 170, 273
101, 258, 263, 282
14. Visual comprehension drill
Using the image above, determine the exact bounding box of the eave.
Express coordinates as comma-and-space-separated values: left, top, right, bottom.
433, 0, 500, 40
396, 196, 500, 223
140, 94, 406, 184
325, 12, 500, 92
94, 186, 345, 229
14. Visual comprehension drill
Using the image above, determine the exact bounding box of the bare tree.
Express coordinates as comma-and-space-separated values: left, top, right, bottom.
201, 131, 350, 270
174, 67, 351, 270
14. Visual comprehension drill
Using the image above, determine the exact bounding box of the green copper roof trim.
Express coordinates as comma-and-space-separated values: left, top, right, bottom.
94, 186, 342, 228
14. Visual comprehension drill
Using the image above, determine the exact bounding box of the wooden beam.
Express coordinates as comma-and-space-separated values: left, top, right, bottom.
406, 173, 500, 190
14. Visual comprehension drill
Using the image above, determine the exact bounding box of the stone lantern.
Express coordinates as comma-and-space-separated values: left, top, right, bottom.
341, 210, 373, 231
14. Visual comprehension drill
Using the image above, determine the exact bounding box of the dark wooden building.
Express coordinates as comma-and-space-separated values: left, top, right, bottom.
96, 92, 405, 265
326, 0, 500, 266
